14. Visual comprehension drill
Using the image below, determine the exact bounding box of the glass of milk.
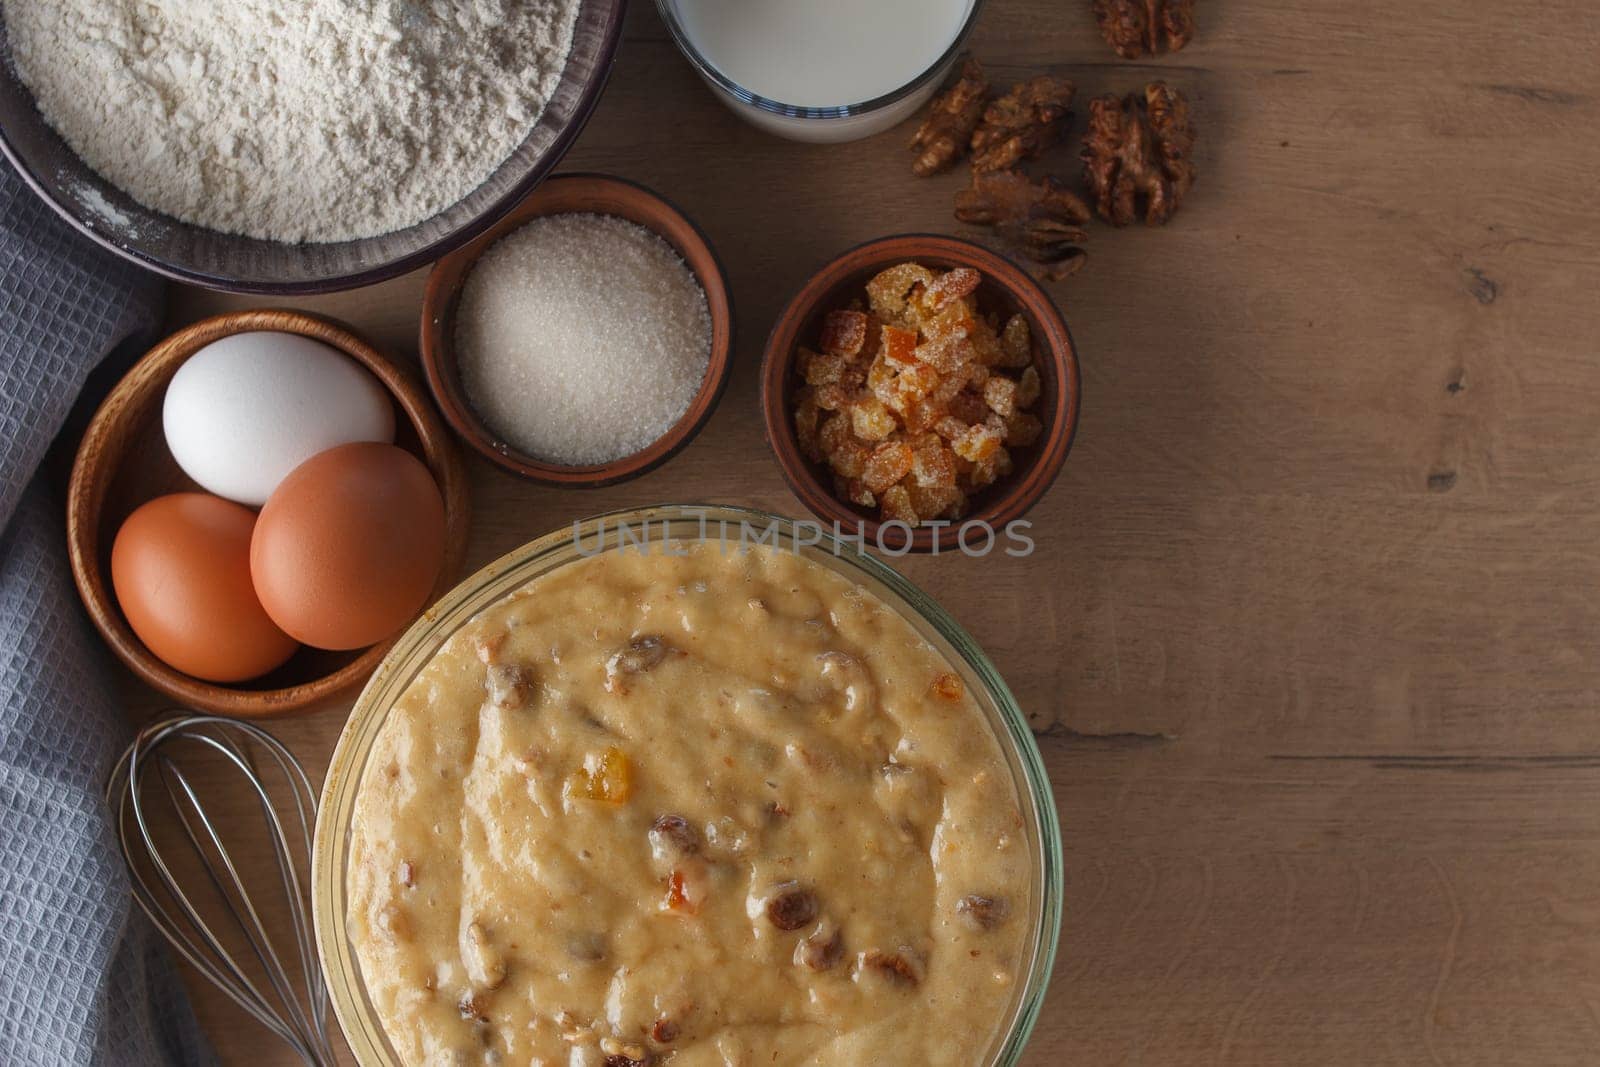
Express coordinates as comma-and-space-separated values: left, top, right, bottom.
656, 0, 985, 143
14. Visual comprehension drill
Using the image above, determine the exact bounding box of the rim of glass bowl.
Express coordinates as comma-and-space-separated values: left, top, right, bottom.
651, 0, 989, 120
312, 504, 1062, 1066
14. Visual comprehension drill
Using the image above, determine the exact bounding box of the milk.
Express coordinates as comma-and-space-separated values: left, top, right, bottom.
665, 0, 976, 142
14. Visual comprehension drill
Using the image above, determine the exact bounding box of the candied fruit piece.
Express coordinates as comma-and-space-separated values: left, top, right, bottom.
866, 263, 937, 324
862, 441, 915, 495
931, 672, 965, 701
920, 267, 981, 314
1004, 411, 1044, 448
933, 416, 968, 441
963, 363, 992, 391
903, 398, 945, 434
818, 412, 850, 454
820, 309, 870, 357
952, 423, 1003, 464
911, 435, 957, 488
663, 868, 710, 915
880, 484, 919, 526
881, 325, 920, 366
984, 376, 1019, 417
878, 378, 911, 417
969, 447, 1015, 489
873, 381, 903, 416
928, 370, 965, 408
908, 482, 964, 519
969, 319, 1007, 366
565, 747, 633, 804
948, 391, 989, 425
867, 352, 897, 395
896, 361, 942, 400
840, 477, 877, 508
830, 438, 871, 479
999, 315, 1033, 368
802, 348, 848, 387
914, 333, 973, 375
814, 383, 850, 411
849, 397, 897, 442
922, 299, 979, 343
1016, 365, 1042, 408
664, 870, 694, 913
795, 391, 822, 462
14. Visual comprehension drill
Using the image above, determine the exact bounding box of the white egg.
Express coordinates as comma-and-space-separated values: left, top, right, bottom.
163, 331, 396, 506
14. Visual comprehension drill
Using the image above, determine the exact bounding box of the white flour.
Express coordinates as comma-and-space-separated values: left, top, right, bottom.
1, 0, 579, 243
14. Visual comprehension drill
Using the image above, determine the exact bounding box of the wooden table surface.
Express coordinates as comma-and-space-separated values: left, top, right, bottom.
120, 1, 1600, 1063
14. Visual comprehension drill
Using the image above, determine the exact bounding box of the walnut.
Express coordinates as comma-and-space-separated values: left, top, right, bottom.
969, 75, 1074, 173
954, 170, 1090, 276
909, 58, 990, 176
1092, 0, 1196, 59
1080, 82, 1197, 226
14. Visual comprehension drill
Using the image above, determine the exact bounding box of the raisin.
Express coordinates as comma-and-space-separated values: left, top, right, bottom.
650, 1017, 680, 1044
958, 894, 1010, 930
486, 663, 535, 709
605, 635, 671, 693
649, 814, 700, 862
795, 922, 844, 971
604, 1055, 651, 1067
765, 882, 819, 931
863, 948, 922, 986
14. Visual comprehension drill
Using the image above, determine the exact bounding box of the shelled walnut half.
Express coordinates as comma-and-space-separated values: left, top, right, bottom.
1092, 0, 1197, 59
969, 75, 1075, 173
1081, 82, 1197, 226
909, 58, 991, 176
955, 170, 1091, 279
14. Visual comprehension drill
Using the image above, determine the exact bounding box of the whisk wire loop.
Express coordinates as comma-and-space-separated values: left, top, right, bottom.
107, 714, 335, 1067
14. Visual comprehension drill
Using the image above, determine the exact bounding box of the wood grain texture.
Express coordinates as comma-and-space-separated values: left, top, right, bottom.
109, 0, 1600, 1062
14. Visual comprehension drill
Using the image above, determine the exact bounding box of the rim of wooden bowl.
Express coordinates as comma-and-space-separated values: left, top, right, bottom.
65, 309, 471, 718
420, 171, 735, 487
759, 234, 1082, 555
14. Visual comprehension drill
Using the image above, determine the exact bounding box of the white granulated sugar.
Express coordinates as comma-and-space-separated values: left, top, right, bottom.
2, 0, 579, 243
456, 213, 713, 466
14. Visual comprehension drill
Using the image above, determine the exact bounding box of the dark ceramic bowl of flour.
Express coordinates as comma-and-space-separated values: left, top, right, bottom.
0, 0, 627, 294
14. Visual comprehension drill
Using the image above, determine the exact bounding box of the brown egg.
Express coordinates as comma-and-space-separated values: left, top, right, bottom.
111, 493, 299, 682
251, 442, 446, 651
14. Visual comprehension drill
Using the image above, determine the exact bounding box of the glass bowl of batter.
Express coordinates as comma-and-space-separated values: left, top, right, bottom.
313, 505, 1061, 1066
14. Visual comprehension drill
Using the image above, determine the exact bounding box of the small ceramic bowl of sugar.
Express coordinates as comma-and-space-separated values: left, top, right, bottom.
420, 173, 735, 487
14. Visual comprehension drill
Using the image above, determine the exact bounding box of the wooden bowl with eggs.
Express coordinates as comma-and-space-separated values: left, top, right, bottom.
66, 309, 470, 717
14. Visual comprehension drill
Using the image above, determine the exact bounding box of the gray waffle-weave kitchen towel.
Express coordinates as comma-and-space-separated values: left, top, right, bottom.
0, 163, 214, 1065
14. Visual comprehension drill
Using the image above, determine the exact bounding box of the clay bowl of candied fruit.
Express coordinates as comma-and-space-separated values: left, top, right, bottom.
760, 234, 1080, 554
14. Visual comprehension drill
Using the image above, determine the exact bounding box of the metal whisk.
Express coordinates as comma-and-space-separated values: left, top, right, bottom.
106, 714, 334, 1066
